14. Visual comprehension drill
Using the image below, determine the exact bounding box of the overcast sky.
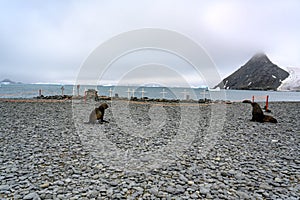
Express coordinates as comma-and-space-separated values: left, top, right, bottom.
0, 0, 299, 87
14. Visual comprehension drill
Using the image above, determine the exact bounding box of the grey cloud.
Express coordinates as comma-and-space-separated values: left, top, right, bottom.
0, 0, 299, 85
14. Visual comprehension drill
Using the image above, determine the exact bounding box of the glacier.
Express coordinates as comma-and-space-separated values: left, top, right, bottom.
278, 67, 300, 91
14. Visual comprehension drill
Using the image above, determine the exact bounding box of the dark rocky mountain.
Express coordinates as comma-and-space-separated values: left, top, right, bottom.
214, 53, 289, 90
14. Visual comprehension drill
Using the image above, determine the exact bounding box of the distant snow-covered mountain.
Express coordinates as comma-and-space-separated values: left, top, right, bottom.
1, 79, 20, 85
278, 67, 300, 91
0, 79, 23, 85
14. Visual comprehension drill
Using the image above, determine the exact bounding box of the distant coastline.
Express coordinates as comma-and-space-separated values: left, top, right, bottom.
1, 81, 299, 92
0, 84, 299, 101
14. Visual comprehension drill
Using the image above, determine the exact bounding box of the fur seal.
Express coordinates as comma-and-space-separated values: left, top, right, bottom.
242, 100, 277, 123
85, 103, 109, 124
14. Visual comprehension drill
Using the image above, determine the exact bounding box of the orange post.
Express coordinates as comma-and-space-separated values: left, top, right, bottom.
266, 95, 269, 111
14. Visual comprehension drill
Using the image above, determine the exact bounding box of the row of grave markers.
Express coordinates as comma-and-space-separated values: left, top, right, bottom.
118, 88, 207, 100
38, 86, 209, 100
37, 86, 270, 107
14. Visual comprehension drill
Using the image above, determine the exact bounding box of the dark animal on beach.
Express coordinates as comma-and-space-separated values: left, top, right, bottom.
85, 103, 109, 124
242, 100, 277, 123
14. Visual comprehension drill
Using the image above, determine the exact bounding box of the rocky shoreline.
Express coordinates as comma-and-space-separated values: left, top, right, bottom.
0, 100, 299, 199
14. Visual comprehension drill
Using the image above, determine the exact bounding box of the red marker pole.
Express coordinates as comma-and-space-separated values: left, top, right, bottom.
266, 95, 269, 111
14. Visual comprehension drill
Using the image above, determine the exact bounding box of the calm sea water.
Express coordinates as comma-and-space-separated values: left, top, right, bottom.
0, 84, 299, 102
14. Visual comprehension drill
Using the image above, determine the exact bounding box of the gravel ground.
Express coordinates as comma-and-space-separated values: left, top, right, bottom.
0, 100, 299, 199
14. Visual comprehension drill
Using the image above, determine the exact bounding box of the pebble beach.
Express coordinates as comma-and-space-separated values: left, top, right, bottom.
0, 100, 299, 199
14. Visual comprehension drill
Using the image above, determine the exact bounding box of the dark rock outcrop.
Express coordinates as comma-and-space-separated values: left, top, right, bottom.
35, 95, 72, 100
215, 53, 289, 90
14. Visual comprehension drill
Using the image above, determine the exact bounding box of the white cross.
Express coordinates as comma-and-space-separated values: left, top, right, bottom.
200, 90, 206, 99
108, 88, 113, 97
160, 88, 167, 99
126, 88, 131, 99
140, 88, 146, 98
181, 89, 189, 100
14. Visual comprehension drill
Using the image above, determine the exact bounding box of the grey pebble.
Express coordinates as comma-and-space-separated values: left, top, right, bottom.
0, 185, 10, 191
109, 181, 119, 187
236, 191, 251, 199
149, 187, 159, 196
190, 192, 199, 199
259, 183, 272, 190
23, 192, 41, 200
106, 188, 113, 197
65, 178, 72, 183
175, 185, 185, 194
179, 174, 188, 182
165, 186, 176, 194
55, 180, 64, 186
88, 190, 98, 198
199, 186, 210, 195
